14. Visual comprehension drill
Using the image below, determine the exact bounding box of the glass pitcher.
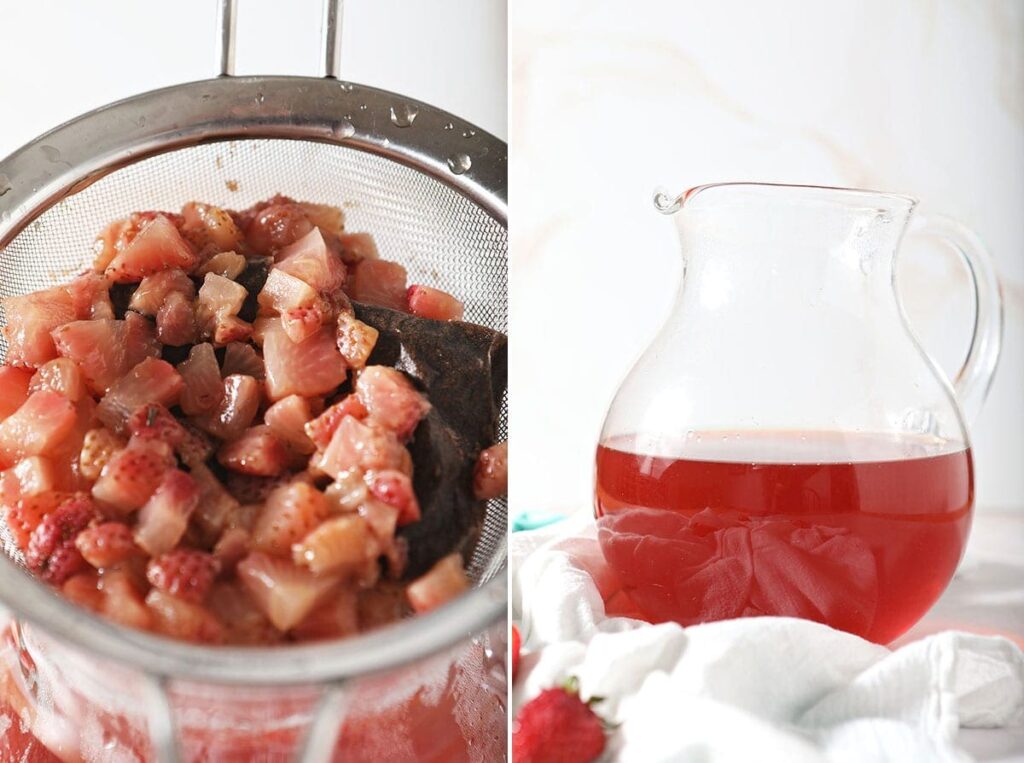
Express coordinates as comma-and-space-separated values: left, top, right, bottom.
594, 182, 1002, 644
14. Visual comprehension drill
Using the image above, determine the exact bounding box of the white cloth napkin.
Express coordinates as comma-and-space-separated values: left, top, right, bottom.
511, 513, 1024, 762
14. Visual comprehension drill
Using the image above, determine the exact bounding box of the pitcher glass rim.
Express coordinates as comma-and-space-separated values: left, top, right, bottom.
655, 182, 919, 214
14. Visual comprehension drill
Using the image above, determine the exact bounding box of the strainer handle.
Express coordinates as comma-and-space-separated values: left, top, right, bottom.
217, 0, 345, 78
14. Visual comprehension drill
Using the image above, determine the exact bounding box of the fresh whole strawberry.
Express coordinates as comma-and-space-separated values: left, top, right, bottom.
512, 678, 607, 763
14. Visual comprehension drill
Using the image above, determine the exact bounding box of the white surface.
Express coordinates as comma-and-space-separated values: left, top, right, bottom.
0, 0, 507, 158
509, 0, 1024, 517
511, 512, 1024, 762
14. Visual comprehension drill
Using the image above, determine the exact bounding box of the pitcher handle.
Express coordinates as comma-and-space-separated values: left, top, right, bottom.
908, 214, 1004, 426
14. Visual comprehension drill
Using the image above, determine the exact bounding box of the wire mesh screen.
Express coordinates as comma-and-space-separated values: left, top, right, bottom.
0, 139, 507, 585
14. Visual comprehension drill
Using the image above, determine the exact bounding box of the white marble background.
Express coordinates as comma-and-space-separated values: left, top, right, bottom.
510, 0, 1024, 518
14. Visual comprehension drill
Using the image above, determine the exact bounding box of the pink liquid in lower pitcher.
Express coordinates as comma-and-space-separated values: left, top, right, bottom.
594, 431, 973, 643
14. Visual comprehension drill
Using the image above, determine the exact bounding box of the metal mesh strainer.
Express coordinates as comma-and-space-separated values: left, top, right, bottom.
0, 2, 506, 760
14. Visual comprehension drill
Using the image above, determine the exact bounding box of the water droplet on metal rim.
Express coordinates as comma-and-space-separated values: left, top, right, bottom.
447, 153, 472, 175
333, 121, 356, 139
389, 104, 418, 128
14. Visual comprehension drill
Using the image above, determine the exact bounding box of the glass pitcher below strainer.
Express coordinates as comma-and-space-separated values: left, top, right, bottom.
595, 182, 1002, 644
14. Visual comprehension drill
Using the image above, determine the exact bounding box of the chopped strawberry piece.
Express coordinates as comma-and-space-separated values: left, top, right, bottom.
147, 548, 219, 603
407, 285, 464, 321
258, 268, 318, 316
0, 456, 59, 505
67, 272, 115, 320
474, 441, 508, 500
52, 313, 160, 394
96, 357, 183, 434
128, 269, 195, 316
337, 231, 379, 265
0, 390, 77, 466
78, 427, 125, 481
146, 589, 224, 643
156, 292, 197, 346
206, 581, 282, 645
323, 469, 369, 514
62, 570, 103, 612
2, 286, 77, 367
292, 515, 372, 575
99, 567, 153, 631
357, 497, 401, 546
189, 463, 241, 542
264, 395, 315, 455
75, 522, 138, 568
357, 584, 407, 630
292, 587, 358, 641
196, 273, 250, 345
244, 201, 315, 256
197, 251, 247, 280
366, 469, 420, 526
177, 343, 223, 416
355, 366, 430, 440
315, 416, 406, 480
105, 215, 198, 283
335, 312, 379, 370
181, 202, 244, 255
252, 481, 330, 556
29, 358, 88, 402
191, 374, 260, 440
299, 202, 345, 237
275, 228, 346, 292
25, 494, 97, 584
304, 397, 365, 452
348, 259, 408, 311
280, 306, 327, 344
217, 426, 289, 477
0, 366, 33, 419
262, 318, 347, 401
221, 342, 265, 380
133, 469, 200, 556
92, 218, 134, 272
212, 526, 251, 572
237, 551, 339, 632
91, 437, 175, 514
406, 553, 469, 614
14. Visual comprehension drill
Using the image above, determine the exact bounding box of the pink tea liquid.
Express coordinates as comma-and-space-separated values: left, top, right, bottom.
594, 431, 973, 643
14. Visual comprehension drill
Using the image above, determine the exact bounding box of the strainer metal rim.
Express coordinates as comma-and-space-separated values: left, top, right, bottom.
0, 75, 507, 685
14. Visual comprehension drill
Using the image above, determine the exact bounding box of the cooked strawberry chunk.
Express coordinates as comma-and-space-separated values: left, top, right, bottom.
134, 469, 200, 556
366, 469, 420, 526
0, 366, 33, 419
406, 553, 469, 613
75, 522, 138, 568
78, 427, 125, 481
147, 548, 219, 603
196, 273, 249, 343
258, 266, 318, 316
189, 463, 242, 542
337, 231, 379, 265
191, 374, 260, 440
4, 493, 61, 551
105, 215, 198, 283
276, 228, 346, 292
262, 319, 347, 401
91, 437, 175, 514
207, 581, 282, 645
252, 481, 330, 556
323, 469, 370, 514
217, 426, 289, 477
357, 497, 401, 547
29, 358, 87, 402
474, 441, 508, 499
129, 269, 195, 316
146, 589, 224, 643
237, 552, 339, 632
0, 456, 59, 505
221, 342, 265, 379
264, 395, 315, 455
292, 588, 359, 641
304, 397, 365, 452
335, 313, 379, 371
126, 403, 209, 467
299, 202, 345, 237
100, 568, 153, 631
407, 285, 464, 321
292, 515, 372, 575
2, 286, 77, 367
355, 366, 429, 440
177, 343, 222, 416
198, 251, 247, 280
0, 391, 77, 466
244, 200, 315, 256
52, 313, 160, 394
349, 259, 408, 311
62, 570, 103, 612
315, 416, 406, 480
25, 494, 97, 584
67, 272, 115, 320
97, 357, 183, 434
181, 202, 244, 255
156, 292, 197, 346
